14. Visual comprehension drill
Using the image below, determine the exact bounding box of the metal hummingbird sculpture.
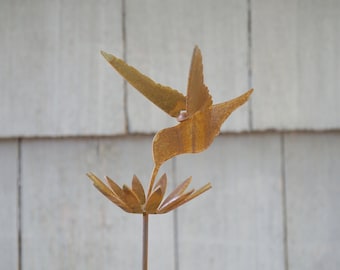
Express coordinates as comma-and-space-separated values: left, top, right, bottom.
88, 46, 253, 270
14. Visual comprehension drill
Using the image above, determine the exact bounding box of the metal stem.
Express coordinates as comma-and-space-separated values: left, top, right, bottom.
143, 213, 149, 270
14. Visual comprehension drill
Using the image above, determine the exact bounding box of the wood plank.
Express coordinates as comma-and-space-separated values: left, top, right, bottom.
174, 134, 285, 270
0, 140, 18, 269
125, 0, 250, 133
252, 0, 340, 130
0, 0, 125, 137
285, 132, 340, 270
21, 137, 175, 270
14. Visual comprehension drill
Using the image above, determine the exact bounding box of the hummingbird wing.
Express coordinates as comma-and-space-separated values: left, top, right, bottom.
152, 89, 253, 168
209, 88, 253, 134
186, 46, 212, 118
101, 51, 186, 118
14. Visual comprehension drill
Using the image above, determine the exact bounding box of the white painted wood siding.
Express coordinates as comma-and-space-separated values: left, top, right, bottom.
0, 0, 125, 137
1, 0, 339, 269
0, 141, 18, 269
285, 133, 340, 270
252, 0, 340, 130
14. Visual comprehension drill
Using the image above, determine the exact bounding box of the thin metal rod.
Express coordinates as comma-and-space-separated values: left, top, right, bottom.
143, 213, 149, 270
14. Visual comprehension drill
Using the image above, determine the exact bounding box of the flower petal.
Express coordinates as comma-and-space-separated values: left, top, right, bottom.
157, 190, 195, 214
105, 176, 124, 199
160, 176, 192, 208
172, 182, 212, 210
87, 172, 113, 197
132, 175, 146, 204
122, 185, 142, 213
87, 172, 132, 212
153, 173, 167, 197
145, 187, 163, 214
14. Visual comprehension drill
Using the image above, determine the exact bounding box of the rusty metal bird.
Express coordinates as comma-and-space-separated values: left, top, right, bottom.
101, 46, 253, 169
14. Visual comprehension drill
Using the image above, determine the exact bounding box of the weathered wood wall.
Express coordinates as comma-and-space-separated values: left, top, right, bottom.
1, 0, 339, 269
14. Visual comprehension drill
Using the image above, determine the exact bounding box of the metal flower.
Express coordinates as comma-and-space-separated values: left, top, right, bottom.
87, 172, 211, 214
